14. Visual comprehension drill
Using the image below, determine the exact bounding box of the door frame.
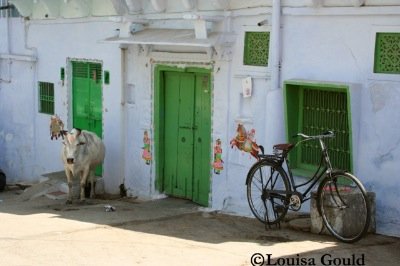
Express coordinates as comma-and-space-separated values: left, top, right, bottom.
154, 64, 212, 201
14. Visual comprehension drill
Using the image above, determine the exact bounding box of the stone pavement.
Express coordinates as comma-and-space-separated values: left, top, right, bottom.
0, 186, 399, 266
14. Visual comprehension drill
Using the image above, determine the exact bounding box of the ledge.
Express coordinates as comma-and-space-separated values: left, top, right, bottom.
0, 53, 37, 62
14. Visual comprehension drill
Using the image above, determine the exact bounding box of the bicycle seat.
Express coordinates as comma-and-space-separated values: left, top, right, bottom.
273, 143, 294, 152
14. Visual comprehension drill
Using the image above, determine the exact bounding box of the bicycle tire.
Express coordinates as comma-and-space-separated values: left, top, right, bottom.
317, 171, 371, 243
246, 160, 290, 225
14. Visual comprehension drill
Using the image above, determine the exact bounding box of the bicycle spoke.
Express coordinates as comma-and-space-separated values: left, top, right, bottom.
247, 161, 290, 225
318, 173, 370, 243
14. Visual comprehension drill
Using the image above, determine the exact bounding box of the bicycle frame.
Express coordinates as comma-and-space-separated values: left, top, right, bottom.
281, 137, 334, 203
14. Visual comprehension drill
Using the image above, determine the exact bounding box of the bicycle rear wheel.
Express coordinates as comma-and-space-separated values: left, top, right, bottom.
317, 172, 370, 243
246, 160, 290, 225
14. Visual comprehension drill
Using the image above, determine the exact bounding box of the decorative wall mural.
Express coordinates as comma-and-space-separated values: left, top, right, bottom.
213, 138, 224, 174
142, 130, 152, 165
230, 123, 261, 160
50, 115, 65, 140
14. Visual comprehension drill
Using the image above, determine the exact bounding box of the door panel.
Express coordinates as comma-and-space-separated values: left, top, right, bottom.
164, 72, 180, 195
176, 74, 195, 198
72, 62, 91, 130
89, 63, 103, 137
162, 70, 211, 205
193, 74, 211, 206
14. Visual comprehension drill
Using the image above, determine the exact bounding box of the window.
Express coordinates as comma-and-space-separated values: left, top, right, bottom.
39, 82, 54, 115
285, 81, 353, 175
243, 31, 270, 66
374, 32, 400, 74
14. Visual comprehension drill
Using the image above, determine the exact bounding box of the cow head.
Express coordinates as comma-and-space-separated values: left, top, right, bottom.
62, 128, 85, 164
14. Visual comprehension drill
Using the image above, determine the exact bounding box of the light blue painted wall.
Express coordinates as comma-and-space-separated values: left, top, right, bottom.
281, 14, 400, 237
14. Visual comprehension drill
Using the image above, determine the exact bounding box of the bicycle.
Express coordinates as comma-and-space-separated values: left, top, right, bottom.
246, 131, 371, 243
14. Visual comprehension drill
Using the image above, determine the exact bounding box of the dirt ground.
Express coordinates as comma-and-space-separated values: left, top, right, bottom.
0, 187, 399, 266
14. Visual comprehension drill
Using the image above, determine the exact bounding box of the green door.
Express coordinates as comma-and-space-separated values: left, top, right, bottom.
162, 70, 211, 206
72, 61, 103, 175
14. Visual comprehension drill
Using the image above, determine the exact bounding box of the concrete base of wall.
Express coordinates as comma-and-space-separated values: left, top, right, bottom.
310, 191, 376, 235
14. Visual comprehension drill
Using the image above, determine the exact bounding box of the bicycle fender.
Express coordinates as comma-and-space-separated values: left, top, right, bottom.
245, 158, 283, 185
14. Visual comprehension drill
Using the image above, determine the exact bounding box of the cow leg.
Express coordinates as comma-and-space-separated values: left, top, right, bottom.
65, 169, 73, 205
79, 168, 90, 203
89, 169, 96, 199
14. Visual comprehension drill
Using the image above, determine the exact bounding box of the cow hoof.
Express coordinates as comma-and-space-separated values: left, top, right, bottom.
66, 200, 72, 205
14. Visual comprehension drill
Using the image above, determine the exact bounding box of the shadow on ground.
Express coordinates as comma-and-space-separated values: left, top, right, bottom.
1, 187, 400, 265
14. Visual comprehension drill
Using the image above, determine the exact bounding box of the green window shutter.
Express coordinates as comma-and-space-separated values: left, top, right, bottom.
374, 32, 400, 74
243, 31, 270, 66
104, 70, 110, 84
38, 82, 54, 115
60, 67, 65, 81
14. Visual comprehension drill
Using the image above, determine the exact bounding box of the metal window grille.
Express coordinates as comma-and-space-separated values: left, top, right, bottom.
301, 88, 351, 171
90, 63, 102, 83
72, 61, 102, 83
243, 31, 270, 66
72, 61, 89, 78
374, 32, 400, 74
39, 82, 54, 115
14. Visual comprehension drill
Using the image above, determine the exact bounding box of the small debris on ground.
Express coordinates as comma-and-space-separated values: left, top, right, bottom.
104, 204, 116, 212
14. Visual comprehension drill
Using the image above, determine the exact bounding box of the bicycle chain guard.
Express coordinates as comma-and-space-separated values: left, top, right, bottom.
289, 192, 303, 211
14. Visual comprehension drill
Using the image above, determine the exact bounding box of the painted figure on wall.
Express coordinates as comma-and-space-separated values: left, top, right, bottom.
50, 115, 65, 140
142, 130, 152, 165
230, 123, 261, 160
213, 139, 224, 174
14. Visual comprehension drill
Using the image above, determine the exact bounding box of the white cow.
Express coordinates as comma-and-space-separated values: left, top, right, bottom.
61, 128, 105, 204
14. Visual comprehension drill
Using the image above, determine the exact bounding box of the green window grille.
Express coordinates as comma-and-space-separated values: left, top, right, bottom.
72, 61, 102, 83
374, 32, 400, 74
72, 61, 88, 78
301, 88, 350, 171
39, 82, 54, 115
243, 31, 270, 66
285, 81, 353, 175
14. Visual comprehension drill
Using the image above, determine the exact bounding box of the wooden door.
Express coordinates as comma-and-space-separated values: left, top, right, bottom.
162, 70, 211, 205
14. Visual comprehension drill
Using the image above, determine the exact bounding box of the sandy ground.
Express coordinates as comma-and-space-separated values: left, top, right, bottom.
0, 188, 399, 266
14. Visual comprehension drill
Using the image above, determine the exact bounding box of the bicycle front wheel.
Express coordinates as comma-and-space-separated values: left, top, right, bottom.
317, 172, 371, 243
246, 160, 290, 225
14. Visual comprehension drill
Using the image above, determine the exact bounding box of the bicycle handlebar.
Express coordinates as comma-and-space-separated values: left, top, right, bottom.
293, 131, 335, 140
